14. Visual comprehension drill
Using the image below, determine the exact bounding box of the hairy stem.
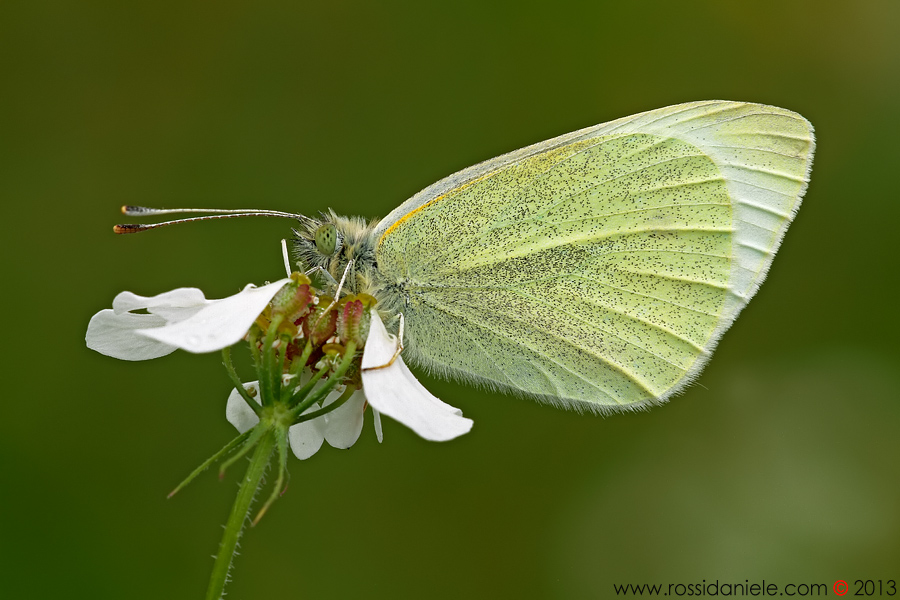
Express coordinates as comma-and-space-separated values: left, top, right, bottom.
206, 429, 276, 600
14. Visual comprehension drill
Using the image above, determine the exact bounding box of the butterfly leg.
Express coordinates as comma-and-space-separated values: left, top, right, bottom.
304, 265, 339, 287
309, 260, 354, 334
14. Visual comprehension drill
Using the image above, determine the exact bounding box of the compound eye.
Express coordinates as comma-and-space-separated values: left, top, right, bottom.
314, 223, 337, 255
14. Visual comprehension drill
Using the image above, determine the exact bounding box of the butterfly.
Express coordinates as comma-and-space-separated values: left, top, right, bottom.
120, 101, 815, 413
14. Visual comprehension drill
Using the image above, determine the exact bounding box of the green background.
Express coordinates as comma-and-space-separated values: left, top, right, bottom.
3, 1, 898, 598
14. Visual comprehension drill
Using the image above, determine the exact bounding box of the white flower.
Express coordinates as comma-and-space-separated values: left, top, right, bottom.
223, 311, 473, 459
87, 282, 473, 458
86, 280, 291, 360
225, 380, 375, 460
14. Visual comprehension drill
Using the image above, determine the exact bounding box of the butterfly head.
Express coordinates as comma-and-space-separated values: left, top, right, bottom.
291, 210, 380, 295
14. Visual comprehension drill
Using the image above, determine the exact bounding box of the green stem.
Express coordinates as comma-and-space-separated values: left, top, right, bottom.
248, 326, 261, 370
273, 334, 289, 402
293, 385, 357, 424
167, 429, 253, 499
287, 363, 330, 408
218, 424, 267, 479
260, 314, 285, 406
206, 429, 276, 600
222, 347, 261, 418
289, 342, 357, 419
290, 339, 314, 377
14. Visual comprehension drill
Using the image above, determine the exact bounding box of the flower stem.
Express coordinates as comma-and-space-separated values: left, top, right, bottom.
206, 428, 276, 600
222, 346, 261, 418
248, 326, 261, 370
260, 314, 285, 406
167, 429, 253, 499
287, 363, 330, 408
218, 424, 267, 479
293, 385, 357, 424
290, 339, 314, 376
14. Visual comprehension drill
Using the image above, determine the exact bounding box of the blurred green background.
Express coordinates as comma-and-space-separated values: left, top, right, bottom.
2, 1, 898, 598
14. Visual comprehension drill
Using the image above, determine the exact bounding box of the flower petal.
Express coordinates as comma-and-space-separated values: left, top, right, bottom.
226, 380, 335, 460
361, 312, 473, 441
86, 309, 177, 360
288, 416, 326, 460
112, 288, 210, 320
137, 279, 290, 353
373, 408, 383, 443
225, 382, 261, 433
323, 389, 367, 449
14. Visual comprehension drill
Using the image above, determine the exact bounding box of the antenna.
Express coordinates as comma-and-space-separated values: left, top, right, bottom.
113, 205, 313, 234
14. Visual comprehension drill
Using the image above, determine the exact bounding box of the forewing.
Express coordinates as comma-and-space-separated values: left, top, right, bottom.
376, 102, 814, 411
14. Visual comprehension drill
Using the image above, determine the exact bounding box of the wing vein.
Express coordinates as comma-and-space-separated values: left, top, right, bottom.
679, 111, 805, 133
422, 296, 632, 401
525, 280, 708, 356
457, 323, 519, 389
700, 144, 810, 159
414, 148, 712, 272
545, 202, 729, 227
608, 268, 729, 290
509, 287, 691, 373
450, 226, 733, 272
563, 273, 720, 317
526, 136, 683, 217
728, 176, 799, 197
601, 101, 729, 133
736, 198, 792, 218
719, 162, 807, 183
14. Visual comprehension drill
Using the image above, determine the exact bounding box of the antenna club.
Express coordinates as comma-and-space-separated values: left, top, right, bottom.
114, 224, 145, 234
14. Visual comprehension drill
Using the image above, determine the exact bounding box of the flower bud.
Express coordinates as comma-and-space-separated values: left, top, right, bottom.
271, 277, 315, 321
337, 294, 376, 346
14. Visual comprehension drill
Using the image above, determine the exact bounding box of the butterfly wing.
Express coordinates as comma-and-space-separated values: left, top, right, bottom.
374, 101, 814, 412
